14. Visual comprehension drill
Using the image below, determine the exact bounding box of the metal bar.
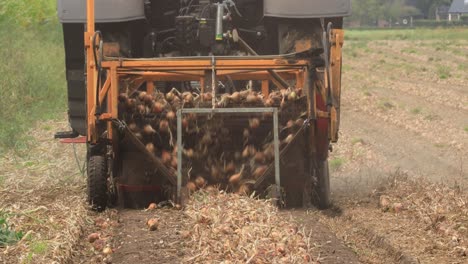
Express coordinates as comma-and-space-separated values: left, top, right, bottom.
119, 71, 298, 82
98, 74, 111, 105
102, 59, 309, 69
86, 0, 95, 33
261, 80, 269, 97
110, 67, 118, 119
86, 0, 96, 143
180, 107, 276, 114
273, 108, 281, 197
176, 110, 183, 203
146, 81, 155, 94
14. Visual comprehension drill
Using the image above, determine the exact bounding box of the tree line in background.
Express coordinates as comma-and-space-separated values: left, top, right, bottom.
350, 0, 454, 26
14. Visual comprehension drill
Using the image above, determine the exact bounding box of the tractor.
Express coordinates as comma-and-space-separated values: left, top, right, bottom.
55, 0, 350, 211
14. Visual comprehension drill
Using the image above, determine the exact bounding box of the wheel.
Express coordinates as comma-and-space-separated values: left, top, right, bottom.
87, 155, 108, 212
313, 160, 331, 209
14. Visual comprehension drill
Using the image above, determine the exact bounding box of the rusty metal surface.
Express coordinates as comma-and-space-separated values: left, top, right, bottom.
329, 29, 344, 143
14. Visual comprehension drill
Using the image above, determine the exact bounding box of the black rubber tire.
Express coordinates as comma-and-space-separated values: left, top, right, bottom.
87, 155, 108, 212
313, 160, 331, 209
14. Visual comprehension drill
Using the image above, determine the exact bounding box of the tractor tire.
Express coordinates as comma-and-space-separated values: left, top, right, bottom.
87, 155, 108, 212
313, 160, 330, 209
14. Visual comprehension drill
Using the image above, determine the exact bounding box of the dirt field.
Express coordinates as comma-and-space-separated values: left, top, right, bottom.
1, 30, 467, 263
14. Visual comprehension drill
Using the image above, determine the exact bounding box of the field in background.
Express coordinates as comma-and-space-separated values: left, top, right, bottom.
0, 0, 65, 151
346, 27, 468, 41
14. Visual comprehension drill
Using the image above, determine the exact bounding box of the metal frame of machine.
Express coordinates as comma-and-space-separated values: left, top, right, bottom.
83, 0, 345, 206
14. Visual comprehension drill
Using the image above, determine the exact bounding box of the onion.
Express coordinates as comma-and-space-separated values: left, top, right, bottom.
280, 88, 288, 97
171, 157, 178, 169
202, 92, 212, 101
186, 181, 197, 192
239, 90, 250, 99
237, 184, 251, 195
182, 118, 189, 129
249, 118, 260, 129
161, 151, 172, 165
295, 118, 304, 128
152, 102, 164, 114
143, 94, 153, 105
230, 92, 241, 103
195, 176, 206, 188
242, 146, 251, 159
118, 93, 128, 103
102, 246, 113, 255
228, 172, 242, 185
288, 91, 298, 101
393, 203, 404, 213
166, 111, 176, 121
138, 91, 147, 101
218, 94, 231, 108
276, 244, 286, 256
147, 203, 157, 210
183, 148, 194, 159
379, 195, 390, 208
264, 98, 274, 107
205, 185, 218, 193
128, 123, 138, 132
246, 94, 258, 104
264, 145, 275, 161
284, 134, 294, 144
254, 152, 266, 164
143, 124, 156, 135
183, 92, 193, 104
137, 104, 146, 115
134, 133, 143, 140
166, 92, 175, 102
146, 143, 155, 153
252, 166, 267, 179
125, 98, 136, 110
286, 120, 295, 130
146, 218, 159, 231
87, 233, 100, 243
159, 120, 169, 132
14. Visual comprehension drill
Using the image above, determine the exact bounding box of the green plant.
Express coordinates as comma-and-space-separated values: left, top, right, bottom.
437, 66, 451, 79
410, 107, 422, 114
330, 157, 345, 171
0, 21, 66, 152
464, 126, 468, 132
0, 212, 24, 246
0, 0, 57, 26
